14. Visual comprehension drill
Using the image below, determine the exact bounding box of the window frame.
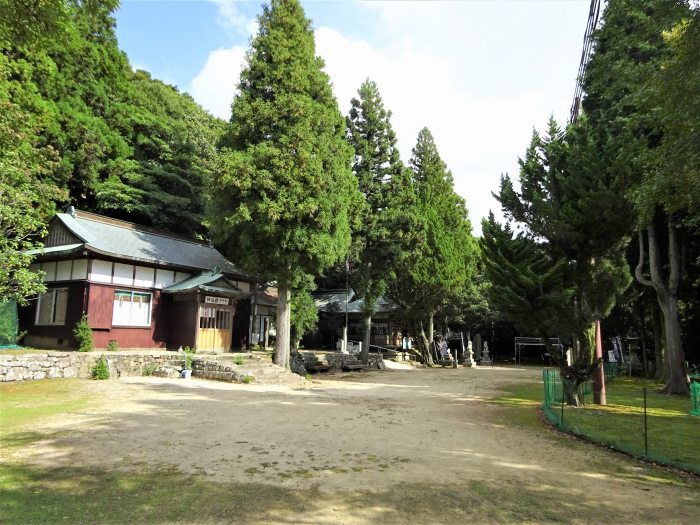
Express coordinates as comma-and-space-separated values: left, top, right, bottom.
112, 289, 153, 328
35, 288, 69, 326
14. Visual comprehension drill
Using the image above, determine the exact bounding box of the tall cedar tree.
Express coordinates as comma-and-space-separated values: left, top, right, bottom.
345, 79, 404, 362
391, 128, 475, 361
208, 0, 357, 369
583, 0, 692, 394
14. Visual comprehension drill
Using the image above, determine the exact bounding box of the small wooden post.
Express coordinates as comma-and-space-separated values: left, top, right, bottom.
593, 319, 607, 405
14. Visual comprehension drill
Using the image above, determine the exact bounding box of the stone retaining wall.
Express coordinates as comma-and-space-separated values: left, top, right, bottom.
300, 351, 384, 371
0, 352, 183, 382
191, 358, 249, 383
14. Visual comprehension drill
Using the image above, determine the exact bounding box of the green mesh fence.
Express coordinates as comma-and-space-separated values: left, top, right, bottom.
0, 300, 20, 348
541, 362, 618, 405
691, 382, 700, 417
542, 369, 700, 475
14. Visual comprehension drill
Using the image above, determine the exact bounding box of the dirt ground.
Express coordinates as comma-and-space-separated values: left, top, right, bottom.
10, 366, 700, 523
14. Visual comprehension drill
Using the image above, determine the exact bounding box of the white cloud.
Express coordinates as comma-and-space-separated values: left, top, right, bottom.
211, 0, 258, 37
189, 46, 246, 121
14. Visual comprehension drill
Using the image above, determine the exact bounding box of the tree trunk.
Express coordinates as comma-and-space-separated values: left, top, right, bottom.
658, 296, 689, 394
634, 220, 689, 395
428, 312, 434, 348
417, 321, 433, 366
652, 303, 667, 381
275, 280, 291, 370
359, 313, 371, 364
639, 303, 649, 379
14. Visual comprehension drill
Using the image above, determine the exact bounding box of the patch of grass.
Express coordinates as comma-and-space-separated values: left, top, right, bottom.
553, 377, 700, 472
489, 380, 544, 430
233, 354, 245, 365
493, 375, 700, 474
0, 379, 91, 449
0, 463, 314, 524
0, 348, 57, 356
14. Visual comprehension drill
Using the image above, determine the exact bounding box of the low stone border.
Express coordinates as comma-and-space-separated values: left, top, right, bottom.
0, 352, 182, 382
299, 351, 384, 372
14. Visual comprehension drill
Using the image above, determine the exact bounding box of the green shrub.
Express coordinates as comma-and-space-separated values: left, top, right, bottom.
73, 315, 94, 352
92, 354, 110, 380
143, 363, 158, 376
183, 347, 195, 370
241, 375, 253, 384
233, 354, 244, 365
106, 339, 118, 352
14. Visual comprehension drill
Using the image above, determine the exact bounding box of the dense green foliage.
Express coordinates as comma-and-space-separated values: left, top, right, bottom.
1, 0, 221, 238
207, 0, 358, 367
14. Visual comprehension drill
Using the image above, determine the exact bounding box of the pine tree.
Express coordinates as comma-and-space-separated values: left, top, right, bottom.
496, 119, 632, 364
345, 79, 404, 362
208, 0, 357, 369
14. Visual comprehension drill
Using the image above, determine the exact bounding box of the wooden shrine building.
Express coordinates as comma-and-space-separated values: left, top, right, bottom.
19, 208, 257, 352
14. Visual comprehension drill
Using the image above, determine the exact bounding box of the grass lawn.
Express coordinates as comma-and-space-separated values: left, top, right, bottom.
493, 374, 700, 474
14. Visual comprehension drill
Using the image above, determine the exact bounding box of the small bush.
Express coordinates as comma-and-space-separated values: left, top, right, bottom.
183, 347, 195, 370
73, 315, 94, 352
241, 375, 253, 384
92, 354, 110, 380
106, 339, 118, 352
305, 373, 312, 381
233, 354, 244, 365
143, 363, 158, 376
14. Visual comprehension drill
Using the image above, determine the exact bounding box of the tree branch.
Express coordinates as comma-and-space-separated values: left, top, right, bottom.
667, 215, 680, 295
634, 229, 653, 287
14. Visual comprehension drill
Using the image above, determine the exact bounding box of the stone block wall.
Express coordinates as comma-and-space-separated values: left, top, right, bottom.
191, 358, 249, 383
299, 351, 384, 371
0, 352, 96, 381
0, 352, 183, 382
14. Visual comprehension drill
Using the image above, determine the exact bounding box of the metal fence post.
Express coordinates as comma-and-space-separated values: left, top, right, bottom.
643, 387, 648, 457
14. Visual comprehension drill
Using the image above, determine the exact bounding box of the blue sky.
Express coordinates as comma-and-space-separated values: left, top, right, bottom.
115, 0, 591, 234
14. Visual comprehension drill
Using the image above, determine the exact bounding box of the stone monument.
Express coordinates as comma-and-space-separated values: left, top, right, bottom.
463, 340, 476, 367
481, 341, 492, 365
473, 333, 482, 361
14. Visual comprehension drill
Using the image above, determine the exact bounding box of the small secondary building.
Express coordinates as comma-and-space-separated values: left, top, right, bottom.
19, 208, 260, 352
302, 289, 402, 349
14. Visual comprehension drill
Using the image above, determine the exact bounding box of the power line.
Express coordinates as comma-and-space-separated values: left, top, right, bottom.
569, 0, 604, 124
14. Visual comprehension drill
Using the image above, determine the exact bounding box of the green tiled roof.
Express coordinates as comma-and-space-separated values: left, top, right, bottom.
162, 273, 251, 298
49, 211, 250, 279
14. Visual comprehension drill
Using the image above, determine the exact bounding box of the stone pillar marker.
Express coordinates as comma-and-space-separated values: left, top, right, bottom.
463, 340, 476, 368
473, 333, 482, 361
481, 341, 492, 365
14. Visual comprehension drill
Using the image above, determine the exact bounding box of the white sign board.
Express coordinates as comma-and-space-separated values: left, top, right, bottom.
205, 296, 229, 305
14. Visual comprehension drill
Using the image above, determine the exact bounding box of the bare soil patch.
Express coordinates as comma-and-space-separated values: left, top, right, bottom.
6, 367, 699, 523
